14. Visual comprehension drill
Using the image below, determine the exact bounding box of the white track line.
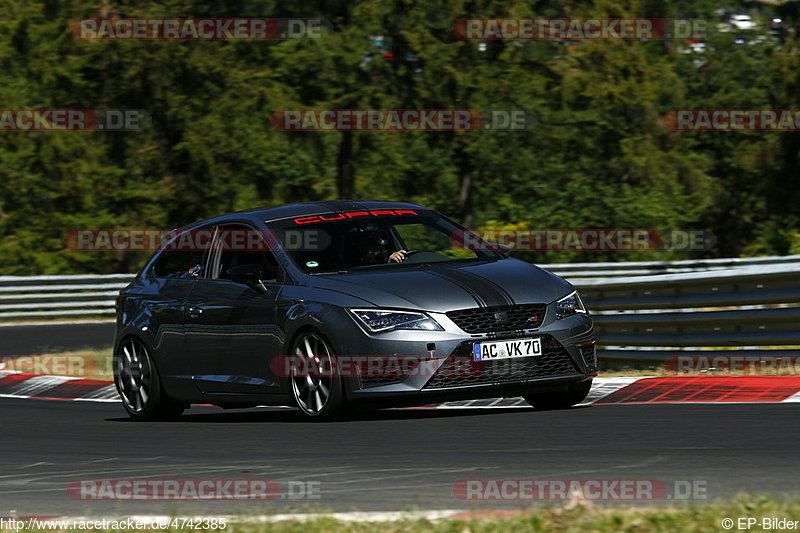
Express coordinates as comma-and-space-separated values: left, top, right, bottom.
780, 391, 800, 403
37, 511, 469, 524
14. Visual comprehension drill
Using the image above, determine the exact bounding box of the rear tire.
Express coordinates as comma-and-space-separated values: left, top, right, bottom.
524, 381, 592, 410
114, 337, 185, 421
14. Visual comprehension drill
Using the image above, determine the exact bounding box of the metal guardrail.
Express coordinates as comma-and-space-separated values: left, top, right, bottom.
1, 256, 799, 362
541, 254, 800, 278
573, 262, 800, 360
0, 274, 133, 319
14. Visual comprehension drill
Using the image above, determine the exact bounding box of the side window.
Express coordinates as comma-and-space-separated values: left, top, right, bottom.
210, 224, 281, 283
150, 227, 213, 279
152, 249, 206, 279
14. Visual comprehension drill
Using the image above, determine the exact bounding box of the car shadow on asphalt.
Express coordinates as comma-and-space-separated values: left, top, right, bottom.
105, 405, 593, 424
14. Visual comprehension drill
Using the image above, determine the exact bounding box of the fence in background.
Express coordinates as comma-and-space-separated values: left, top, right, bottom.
0, 274, 132, 319
540, 254, 800, 278
2, 256, 798, 361
572, 262, 800, 361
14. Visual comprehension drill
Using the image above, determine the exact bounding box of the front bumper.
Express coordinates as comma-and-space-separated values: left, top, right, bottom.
335, 309, 595, 402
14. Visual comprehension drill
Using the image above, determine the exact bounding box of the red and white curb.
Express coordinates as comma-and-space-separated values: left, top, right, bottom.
437, 376, 800, 407
2, 370, 800, 405
0, 370, 118, 402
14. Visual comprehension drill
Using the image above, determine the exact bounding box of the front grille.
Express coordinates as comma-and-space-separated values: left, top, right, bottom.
447, 304, 546, 333
423, 335, 579, 389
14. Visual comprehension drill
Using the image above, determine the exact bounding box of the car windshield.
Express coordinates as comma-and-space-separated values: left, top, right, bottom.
267, 209, 503, 274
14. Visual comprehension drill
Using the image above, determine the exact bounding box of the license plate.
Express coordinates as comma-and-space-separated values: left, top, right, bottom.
472, 337, 542, 361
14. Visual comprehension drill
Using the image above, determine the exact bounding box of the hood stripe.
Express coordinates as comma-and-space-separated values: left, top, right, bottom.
424, 270, 486, 307
452, 269, 516, 306
428, 266, 513, 308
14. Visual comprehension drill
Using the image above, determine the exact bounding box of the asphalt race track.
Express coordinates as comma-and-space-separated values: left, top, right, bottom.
0, 322, 114, 356
1, 397, 798, 516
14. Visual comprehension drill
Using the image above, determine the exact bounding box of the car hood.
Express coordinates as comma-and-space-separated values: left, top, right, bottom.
306, 258, 572, 312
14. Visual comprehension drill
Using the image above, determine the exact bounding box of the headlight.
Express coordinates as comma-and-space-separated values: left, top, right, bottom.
349, 309, 443, 333
554, 291, 587, 320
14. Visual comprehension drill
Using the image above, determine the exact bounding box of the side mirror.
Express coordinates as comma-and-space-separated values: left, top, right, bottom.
227, 263, 264, 286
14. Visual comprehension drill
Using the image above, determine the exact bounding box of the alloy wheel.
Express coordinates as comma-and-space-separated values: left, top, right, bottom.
115, 338, 153, 414
290, 333, 335, 415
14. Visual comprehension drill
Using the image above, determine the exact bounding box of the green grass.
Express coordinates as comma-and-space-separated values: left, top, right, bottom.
0, 347, 113, 380
4, 496, 800, 532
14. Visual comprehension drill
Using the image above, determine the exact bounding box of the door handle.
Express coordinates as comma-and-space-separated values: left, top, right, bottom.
187, 306, 203, 319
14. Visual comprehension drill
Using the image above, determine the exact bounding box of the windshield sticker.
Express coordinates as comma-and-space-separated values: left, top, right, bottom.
292, 209, 418, 225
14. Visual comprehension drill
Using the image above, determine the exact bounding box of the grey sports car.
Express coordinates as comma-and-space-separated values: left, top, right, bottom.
114, 201, 596, 421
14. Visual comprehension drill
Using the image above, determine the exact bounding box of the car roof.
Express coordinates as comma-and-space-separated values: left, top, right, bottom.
180, 200, 428, 230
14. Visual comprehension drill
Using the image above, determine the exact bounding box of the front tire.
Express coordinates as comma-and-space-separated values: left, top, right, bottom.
114, 337, 184, 421
289, 332, 346, 421
524, 381, 592, 410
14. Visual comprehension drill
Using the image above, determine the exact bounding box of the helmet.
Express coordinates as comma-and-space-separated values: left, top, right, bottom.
346, 226, 391, 265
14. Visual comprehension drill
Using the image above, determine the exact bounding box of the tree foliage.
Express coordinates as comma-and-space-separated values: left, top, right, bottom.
0, 0, 798, 273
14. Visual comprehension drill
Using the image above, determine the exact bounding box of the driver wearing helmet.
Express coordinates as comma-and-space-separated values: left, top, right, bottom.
347, 227, 408, 265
